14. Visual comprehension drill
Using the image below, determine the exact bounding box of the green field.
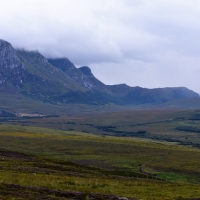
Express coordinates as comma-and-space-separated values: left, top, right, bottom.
1, 124, 200, 199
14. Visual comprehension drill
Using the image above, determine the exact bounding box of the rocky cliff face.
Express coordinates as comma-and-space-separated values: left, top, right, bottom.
0, 39, 199, 105
0, 40, 27, 88
0, 40, 20, 68
0, 40, 86, 100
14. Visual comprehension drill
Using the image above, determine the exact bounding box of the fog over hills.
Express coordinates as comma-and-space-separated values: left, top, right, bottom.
0, 39, 199, 106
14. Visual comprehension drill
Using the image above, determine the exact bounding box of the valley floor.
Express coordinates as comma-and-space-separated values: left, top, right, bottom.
0, 125, 200, 199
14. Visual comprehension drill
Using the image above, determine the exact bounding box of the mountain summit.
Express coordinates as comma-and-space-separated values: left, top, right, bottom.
0, 39, 199, 105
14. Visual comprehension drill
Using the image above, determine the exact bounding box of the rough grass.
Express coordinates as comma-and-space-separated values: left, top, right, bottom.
0, 124, 200, 180
1, 125, 200, 199
6, 109, 200, 146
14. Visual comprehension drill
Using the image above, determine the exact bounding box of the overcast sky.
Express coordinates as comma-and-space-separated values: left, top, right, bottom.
0, 0, 200, 93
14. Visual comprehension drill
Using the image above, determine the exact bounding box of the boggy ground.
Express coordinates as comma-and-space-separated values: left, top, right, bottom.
4, 109, 200, 147
0, 149, 142, 200
1, 125, 200, 199
1, 183, 140, 200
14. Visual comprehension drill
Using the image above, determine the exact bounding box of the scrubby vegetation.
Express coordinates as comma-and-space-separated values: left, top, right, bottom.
0, 109, 200, 199
1, 125, 200, 199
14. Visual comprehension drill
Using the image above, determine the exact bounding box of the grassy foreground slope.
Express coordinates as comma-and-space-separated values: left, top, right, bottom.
1, 125, 200, 199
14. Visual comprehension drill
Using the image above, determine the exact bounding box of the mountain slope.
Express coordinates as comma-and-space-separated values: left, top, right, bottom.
0, 40, 88, 101
48, 58, 114, 94
48, 57, 199, 104
0, 39, 199, 106
123, 86, 199, 104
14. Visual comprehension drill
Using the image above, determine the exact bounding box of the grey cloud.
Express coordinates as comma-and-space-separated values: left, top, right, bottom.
0, 0, 200, 92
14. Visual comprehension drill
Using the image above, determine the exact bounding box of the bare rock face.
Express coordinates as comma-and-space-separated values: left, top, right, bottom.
0, 40, 26, 87
0, 39, 19, 68
0, 40, 84, 97
0, 40, 20, 69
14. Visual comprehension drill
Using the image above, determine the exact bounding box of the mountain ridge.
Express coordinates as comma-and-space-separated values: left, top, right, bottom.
0, 39, 199, 106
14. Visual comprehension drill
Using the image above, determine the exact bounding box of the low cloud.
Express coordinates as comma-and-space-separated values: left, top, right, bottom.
0, 0, 200, 92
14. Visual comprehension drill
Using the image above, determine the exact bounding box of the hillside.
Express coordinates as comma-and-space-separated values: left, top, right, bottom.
1, 125, 200, 199
0, 39, 199, 107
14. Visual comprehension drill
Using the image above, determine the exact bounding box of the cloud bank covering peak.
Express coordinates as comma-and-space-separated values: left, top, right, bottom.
0, 0, 200, 92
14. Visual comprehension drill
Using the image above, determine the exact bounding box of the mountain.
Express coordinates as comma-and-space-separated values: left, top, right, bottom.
0, 39, 199, 106
123, 86, 199, 104
0, 40, 86, 101
48, 58, 108, 92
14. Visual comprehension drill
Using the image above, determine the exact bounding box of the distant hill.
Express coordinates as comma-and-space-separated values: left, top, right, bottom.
123, 86, 199, 104
157, 97, 200, 109
0, 39, 199, 107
